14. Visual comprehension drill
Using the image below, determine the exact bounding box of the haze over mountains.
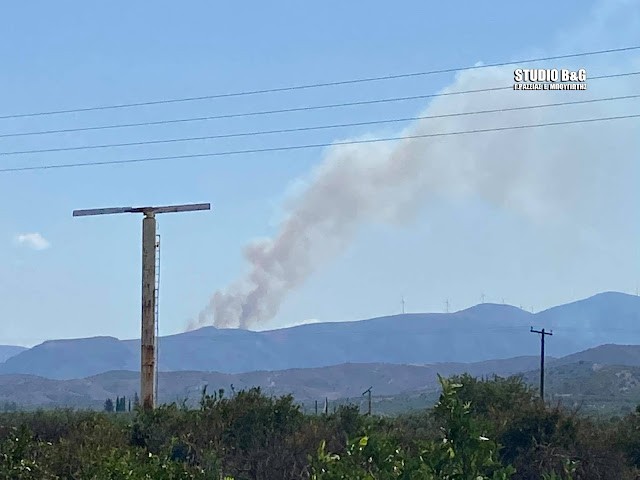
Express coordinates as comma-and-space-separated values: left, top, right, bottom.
0, 292, 638, 380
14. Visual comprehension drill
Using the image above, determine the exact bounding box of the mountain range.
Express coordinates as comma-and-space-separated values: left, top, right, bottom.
0, 292, 638, 380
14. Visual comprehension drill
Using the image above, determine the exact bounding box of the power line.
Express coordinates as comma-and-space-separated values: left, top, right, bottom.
0, 88, 513, 136
1, 45, 638, 120
0, 86, 508, 138
1, 94, 637, 157
1, 112, 636, 173
1, 71, 637, 139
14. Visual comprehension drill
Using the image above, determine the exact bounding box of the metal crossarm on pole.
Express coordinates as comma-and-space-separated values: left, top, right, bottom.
73, 207, 135, 216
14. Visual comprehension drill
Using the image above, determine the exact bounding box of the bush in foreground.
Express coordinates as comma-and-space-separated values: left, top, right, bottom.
1, 375, 639, 479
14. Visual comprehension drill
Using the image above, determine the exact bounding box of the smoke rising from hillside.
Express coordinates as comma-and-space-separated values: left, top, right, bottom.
190, 4, 638, 330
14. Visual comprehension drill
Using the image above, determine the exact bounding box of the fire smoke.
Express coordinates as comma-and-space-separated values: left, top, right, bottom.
190, 4, 638, 330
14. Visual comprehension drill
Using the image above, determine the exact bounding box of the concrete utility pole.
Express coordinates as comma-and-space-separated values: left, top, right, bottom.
362, 386, 372, 416
530, 327, 553, 402
73, 203, 210, 411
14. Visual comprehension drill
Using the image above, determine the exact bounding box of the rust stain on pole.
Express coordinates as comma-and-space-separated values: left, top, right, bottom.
141, 213, 157, 410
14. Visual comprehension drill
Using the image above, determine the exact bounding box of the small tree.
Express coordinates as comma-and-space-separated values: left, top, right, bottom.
104, 398, 114, 413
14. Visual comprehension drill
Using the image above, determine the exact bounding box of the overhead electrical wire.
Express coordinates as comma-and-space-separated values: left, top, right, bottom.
0, 86, 511, 138
1, 113, 637, 173
0, 45, 638, 120
1, 71, 638, 140
1, 94, 638, 157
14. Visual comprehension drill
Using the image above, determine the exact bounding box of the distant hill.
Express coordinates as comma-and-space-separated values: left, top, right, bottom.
521, 362, 640, 416
0, 337, 137, 379
553, 344, 640, 367
339, 362, 640, 417
1, 292, 638, 380
0, 356, 542, 409
5, 343, 640, 411
535, 292, 640, 355
0, 345, 27, 363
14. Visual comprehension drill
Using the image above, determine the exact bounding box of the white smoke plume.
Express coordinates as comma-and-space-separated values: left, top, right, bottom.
191, 3, 639, 330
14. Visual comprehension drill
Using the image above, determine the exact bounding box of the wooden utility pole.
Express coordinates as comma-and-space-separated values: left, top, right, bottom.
141, 212, 156, 410
362, 387, 372, 415
73, 203, 210, 411
530, 327, 553, 402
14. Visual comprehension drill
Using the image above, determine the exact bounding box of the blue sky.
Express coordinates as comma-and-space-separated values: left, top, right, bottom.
0, 1, 638, 345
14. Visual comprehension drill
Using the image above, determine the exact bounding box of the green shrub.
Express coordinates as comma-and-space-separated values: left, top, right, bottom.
1, 375, 638, 479
310, 375, 516, 479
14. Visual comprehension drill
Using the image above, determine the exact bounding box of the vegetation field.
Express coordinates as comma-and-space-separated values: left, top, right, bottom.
2, 374, 640, 479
